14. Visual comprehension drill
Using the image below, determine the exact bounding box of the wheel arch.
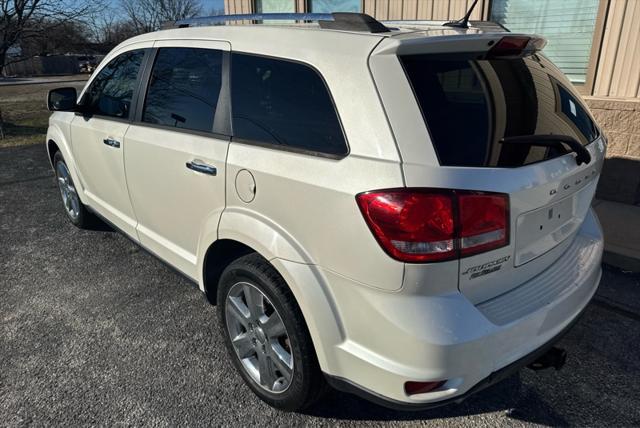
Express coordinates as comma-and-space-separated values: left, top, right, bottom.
47, 139, 60, 167
46, 124, 87, 203
199, 211, 345, 373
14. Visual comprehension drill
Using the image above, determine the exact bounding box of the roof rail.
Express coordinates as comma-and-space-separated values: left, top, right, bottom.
167, 12, 390, 33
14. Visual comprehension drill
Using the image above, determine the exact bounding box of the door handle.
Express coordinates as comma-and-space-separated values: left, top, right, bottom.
186, 160, 217, 176
103, 138, 121, 148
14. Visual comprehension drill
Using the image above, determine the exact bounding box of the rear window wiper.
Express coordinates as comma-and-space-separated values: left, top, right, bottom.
499, 134, 591, 166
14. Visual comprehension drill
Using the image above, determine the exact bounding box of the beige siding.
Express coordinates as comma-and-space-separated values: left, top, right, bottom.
362, 0, 488, 20
226, 0, 253, 14
225, 1, 490, 23
593, 0, 640, 98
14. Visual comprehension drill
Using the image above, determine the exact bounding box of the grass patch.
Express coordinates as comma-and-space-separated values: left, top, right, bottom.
0, 80, 87, 148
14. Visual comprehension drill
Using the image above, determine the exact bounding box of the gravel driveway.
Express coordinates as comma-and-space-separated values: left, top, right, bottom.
1, 144, 639, 426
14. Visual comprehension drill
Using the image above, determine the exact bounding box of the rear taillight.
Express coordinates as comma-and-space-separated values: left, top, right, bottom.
356, 189, 509, 263
458, 193, 508, 257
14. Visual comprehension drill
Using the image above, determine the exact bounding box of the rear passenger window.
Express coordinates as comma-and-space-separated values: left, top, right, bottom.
231, 53, 347, 156
143, 48, 223, 133
82, 49, 145, 119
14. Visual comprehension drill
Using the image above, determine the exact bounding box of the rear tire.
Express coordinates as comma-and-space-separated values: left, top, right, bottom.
53, 151, 95, 229
217, 253, 327, 411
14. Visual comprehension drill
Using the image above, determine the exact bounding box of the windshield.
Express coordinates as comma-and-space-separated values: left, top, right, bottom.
401, 53, 599, 168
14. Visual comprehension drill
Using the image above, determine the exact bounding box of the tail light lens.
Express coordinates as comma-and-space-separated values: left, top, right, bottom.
458, 193, 508, 257
356, 189, 509, 263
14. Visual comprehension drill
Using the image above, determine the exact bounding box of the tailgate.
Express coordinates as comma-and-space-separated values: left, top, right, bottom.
369, 33, 606, 303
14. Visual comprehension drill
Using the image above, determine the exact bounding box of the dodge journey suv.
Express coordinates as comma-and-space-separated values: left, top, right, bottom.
45, 12, 605, 412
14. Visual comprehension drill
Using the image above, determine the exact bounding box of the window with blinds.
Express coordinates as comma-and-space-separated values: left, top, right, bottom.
491, 0, 600, 84
255, 0, 295, 13
308, 0, 360, 13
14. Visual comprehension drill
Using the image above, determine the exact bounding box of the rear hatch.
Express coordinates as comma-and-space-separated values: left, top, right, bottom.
370, 33, 606, 303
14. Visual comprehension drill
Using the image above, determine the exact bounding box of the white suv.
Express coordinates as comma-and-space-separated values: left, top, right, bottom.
46, 12, 605, 412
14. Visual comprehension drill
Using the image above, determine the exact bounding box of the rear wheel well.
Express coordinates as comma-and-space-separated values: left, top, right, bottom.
47, 140, 60, 166
203, 239, 256, 305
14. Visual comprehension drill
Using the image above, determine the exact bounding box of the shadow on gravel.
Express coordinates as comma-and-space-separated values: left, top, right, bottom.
306, 373, 568, 425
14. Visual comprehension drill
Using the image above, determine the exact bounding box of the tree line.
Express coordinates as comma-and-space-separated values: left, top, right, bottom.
1, 0, 221, 75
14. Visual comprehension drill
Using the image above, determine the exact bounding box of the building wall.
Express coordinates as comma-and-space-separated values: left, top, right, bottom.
592, 0, 640, 98
226, 0, 490, 19
362, 0, 488, 21
225, 0, 253, 14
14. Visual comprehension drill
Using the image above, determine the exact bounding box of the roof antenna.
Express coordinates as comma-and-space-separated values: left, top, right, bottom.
443, 0, 480, 29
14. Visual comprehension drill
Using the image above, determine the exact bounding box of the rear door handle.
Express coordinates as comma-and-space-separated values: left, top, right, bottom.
103, 138, 121, 148
186, 160, 217, 176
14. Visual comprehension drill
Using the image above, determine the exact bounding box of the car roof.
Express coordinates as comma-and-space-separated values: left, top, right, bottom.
109, 20, 513, 70
120, 20, 508, 49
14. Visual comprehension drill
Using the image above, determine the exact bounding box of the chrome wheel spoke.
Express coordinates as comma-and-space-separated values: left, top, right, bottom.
269, 343, 293, 381
232, 333, 255, 359
70, 196, 80, 215
257, 350, 277, 389
227, 296, 250, 328
243, 284, 264, 320
261, 312, 286, 338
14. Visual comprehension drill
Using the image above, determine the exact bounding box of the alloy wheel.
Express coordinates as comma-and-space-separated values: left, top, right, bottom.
55, 161, 80, 220
225, 281, 294, 393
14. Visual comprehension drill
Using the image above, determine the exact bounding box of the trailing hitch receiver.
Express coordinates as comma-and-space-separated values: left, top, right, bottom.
527, 346, 567, 371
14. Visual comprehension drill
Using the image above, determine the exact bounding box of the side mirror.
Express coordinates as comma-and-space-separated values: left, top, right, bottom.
47, 87, 77, 111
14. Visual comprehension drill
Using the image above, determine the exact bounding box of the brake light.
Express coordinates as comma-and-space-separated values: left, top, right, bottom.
459, 193, 509, 257
356, 189, 509, 263
487, 36, 546, 58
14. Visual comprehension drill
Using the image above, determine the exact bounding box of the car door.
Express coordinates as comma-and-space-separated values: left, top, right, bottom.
123, 40, 231, 279
70, 47, 150, 238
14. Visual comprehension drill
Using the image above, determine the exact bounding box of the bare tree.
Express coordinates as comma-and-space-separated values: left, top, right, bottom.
0, 0, 96, 75
121, 0, 201, 34
86, 7, 137, 49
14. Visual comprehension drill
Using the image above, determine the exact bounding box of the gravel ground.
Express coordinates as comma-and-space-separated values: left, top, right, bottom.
1, 144, 639, 427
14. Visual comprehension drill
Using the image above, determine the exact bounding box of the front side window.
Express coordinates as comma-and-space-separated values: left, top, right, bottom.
142, 47, 223, 133
82, 49, 145, 119
231, 53, 347, 156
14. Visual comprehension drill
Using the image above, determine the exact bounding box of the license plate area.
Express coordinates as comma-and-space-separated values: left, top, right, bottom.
515, 196, 578, 266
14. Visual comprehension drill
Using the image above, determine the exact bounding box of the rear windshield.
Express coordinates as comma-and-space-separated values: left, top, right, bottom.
401, 54, 599, 168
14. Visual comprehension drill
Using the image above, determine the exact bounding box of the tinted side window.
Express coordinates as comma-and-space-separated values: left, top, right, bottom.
231, 53, 346, 156
143, 48, 223, 133
82, 50, 145, 119
556, 84, 598, 144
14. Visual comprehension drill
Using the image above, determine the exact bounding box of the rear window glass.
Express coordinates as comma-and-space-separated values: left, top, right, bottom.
401, 54, 599, 167
231, 53, 347, 157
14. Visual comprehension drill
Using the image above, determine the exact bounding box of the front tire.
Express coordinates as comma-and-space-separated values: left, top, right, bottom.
217, 253, 327, 411
53, 151, 94, 228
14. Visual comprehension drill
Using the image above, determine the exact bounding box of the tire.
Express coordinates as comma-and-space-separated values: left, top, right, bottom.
53, 151, 95, 229
217, 253, 327, 411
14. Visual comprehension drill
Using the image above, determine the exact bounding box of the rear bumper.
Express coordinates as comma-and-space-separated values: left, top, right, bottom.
326, 302, 585, 411
318, 208, 603, 407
